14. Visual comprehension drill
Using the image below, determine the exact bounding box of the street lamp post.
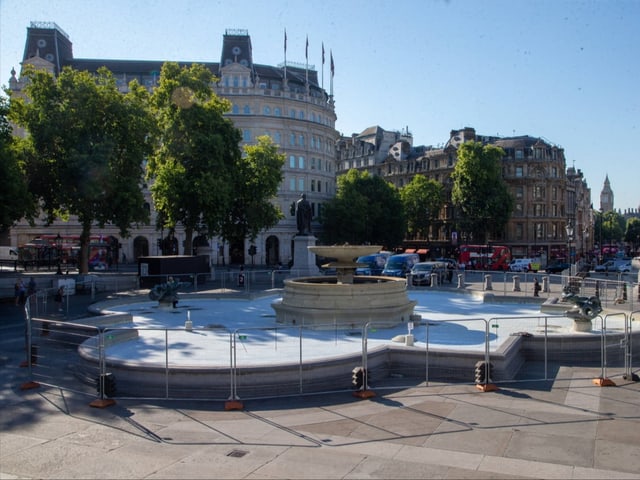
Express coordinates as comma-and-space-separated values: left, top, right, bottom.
55, 233, 63, 275
565, 220, 574, 267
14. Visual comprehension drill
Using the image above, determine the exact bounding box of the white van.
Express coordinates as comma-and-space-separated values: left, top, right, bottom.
0, 246, 19, 262
509, 258, 532, 272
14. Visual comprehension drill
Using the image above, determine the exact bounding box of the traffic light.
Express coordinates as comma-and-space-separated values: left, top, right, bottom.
474, 361, 493, 384
352, 366, 367, 389
97, 372, 117, 397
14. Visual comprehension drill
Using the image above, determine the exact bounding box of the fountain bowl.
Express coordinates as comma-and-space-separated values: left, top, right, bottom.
308, 245, 383, 264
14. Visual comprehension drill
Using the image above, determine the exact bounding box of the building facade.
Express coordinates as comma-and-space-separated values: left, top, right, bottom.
7, 22, 338, 267
336, 126, 593, 264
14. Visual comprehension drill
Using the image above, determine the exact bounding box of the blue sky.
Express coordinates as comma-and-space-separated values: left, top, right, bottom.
1, 0, 638, 212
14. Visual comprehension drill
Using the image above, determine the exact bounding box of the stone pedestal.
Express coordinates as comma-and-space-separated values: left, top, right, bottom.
573, 320, 592, 332
291, 235, 320, 277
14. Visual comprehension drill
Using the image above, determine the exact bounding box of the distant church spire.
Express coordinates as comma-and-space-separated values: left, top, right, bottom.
600, 174, 614, 212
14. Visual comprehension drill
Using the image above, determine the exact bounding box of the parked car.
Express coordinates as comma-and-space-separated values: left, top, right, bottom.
545, 262, 570, 274
617, 263, 632, 273
410, 261, 447, 286
594, 259, 631, 272
382, 253, 420, 277
355, 253, 390, 276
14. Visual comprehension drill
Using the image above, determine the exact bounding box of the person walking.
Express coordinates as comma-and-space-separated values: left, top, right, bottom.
54, 286, 65, 312
533, 277, 541, 297
14, 279, 26, 306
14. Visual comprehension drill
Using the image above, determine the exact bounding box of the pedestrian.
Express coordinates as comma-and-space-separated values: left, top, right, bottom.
54, 286, 65, 312
27, 277, 37, 296
238, 266, 245, 288
14, 278, 26, 306
533, 277, 541, 297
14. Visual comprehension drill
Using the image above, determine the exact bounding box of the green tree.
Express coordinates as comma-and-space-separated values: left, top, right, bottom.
601, 210, 625, 245
9, 66, 152, 273
400, 174, 443, 240
218, 135, 285, 246
450, 141, 513, 243
0, 95, 34, 232
320, 169, 405, 248
624, 217, 640, 253
147, 62, 241, 255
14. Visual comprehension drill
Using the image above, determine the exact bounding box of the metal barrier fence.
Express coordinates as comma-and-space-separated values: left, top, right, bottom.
20, 300, 639, 406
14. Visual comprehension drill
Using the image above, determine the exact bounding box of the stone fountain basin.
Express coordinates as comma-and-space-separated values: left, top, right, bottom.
271, 275, 417, 329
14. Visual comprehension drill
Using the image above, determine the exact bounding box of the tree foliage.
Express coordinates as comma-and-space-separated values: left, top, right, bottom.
9, 66, 152, 273
597, 210, 626, 244
219, 135, 284, 243
400, 174, 443, 240
451, 141, 513, 243
320, 169, 405, 249
624, 217, 640, 250
147, 62, 242, 255
0, 95, 34, 232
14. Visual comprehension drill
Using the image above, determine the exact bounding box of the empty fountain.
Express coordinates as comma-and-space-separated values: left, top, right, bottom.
271, 245, 417, 329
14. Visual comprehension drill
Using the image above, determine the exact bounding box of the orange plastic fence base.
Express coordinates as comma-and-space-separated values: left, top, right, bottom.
592, 377, 616, 387
20, 381, 40, 391
225, 400, 244, 411
476, 383, 499, 392
353, 389, 376, 399
89, 398, 116, 408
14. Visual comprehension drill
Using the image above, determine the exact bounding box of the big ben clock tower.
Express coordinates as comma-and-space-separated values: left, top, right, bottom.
600, 175, 614, 213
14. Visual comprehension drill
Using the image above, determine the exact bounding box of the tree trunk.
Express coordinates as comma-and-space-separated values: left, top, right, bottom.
78, 222, 92, 274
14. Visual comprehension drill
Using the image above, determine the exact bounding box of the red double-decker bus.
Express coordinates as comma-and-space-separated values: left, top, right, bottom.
18, 234, 118, 271
458, 244, 511, 270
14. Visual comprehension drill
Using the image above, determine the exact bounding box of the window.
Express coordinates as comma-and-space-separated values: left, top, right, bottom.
243, 130, 251, 142
274, 107, 281, 116
263, 106, 271, 115
290, 133, 296, 146
232, 104, 239, 114
298, 178, 305, 191
299, 111, 304, 120
515, 186, 523, 198
515, 166, 523, 177
290, 109, 296, 118
311, 179, 316, 192
299, 134, 305, 147
534, 185, 545, 199
274, 132, 281, 144
289, 178, 295, 191
515, 149, 523, 159
289, 155, 296, 168
298, 156, 305, 169
516, 223, 524, 240
243, 105, 250, 114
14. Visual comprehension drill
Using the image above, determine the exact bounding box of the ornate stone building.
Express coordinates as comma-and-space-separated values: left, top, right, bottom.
7, 22, 338, 266
336, 126, 593, 263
